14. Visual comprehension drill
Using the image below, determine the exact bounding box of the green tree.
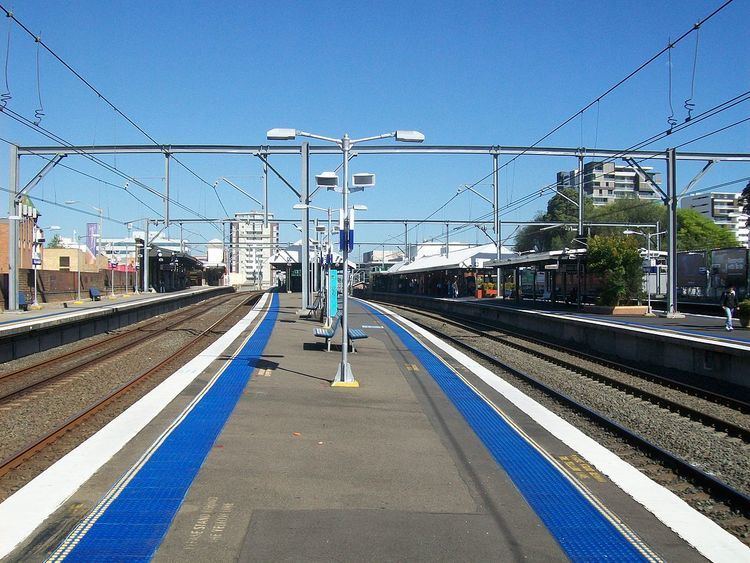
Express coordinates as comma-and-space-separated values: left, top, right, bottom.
514, 188, 595, 251
677, 209, 738, 250
47, 234, 63, 248
741, 180, 750, 229
587, 235, 643, 306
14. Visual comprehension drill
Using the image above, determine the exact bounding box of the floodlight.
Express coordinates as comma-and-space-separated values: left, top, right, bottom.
293, 203, 309, 210
315, 225, 326, 232
395, 130, 425, 143
352, 173, 375, 189
267, 128, 297, 140
352, 205, 368, 211
316, 171, 339, 190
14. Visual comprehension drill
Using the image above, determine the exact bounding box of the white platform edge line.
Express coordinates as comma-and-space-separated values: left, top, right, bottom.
0, 287, 221, 333
364, 299, 749, 563
483, 303, 750, 352
0, 292, 270, 559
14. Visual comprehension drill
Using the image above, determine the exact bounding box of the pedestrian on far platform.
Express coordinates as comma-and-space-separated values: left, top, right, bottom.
720, 284, 738, 331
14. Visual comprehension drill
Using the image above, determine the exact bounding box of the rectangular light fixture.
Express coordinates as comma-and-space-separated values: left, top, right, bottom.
267, 128, 297, 140
395, 130, 425, 143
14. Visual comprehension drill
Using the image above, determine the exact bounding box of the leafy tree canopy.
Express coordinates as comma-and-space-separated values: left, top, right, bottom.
676, 208, 738, 250
587, 234, 643, 306
514, 195, 739, 252
46, 234, 63, 248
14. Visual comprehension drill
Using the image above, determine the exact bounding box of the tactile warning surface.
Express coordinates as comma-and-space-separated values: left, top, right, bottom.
48, 294, 279, 562
363, 302, 655, 562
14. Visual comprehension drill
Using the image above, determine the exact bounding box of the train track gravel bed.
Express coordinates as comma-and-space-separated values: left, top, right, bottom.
382, 302, 750, 542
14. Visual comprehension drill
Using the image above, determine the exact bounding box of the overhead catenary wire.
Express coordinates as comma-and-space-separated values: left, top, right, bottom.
0, 106, 221, 230
0, 3, 227, 221
407, 92, 750, 249
455, 0, 735, 192
376, 1, 738, 250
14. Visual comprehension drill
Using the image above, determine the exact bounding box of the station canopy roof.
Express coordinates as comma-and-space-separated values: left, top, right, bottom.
486, 248, 587, 268
387, 243, 516, 274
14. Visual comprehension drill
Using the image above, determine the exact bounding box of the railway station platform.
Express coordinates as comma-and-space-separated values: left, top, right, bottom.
0, 285, 234, 362
1, 291, 746, 561
371, 293, 750, 402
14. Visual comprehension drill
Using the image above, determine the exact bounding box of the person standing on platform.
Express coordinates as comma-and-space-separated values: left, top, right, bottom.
452, 277, 459, 298
720, 284, 738, 331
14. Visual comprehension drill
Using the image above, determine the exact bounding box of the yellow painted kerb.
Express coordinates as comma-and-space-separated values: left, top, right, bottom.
331, 380, 360, 388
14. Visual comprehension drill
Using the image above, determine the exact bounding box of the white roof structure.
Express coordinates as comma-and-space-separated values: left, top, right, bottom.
268, 241, 356, 269
388, 243, 516, 274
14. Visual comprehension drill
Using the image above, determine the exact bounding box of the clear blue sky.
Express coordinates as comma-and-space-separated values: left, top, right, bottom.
1, 0, 748, 256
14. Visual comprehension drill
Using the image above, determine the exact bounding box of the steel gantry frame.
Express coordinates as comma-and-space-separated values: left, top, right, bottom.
7, 142, 750, 315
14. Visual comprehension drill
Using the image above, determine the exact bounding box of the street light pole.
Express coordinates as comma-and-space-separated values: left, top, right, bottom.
269, 128, 424, 387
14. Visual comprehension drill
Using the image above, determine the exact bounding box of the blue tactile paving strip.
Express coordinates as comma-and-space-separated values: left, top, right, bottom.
362, 302, 657, 562
48, 293, 279, 562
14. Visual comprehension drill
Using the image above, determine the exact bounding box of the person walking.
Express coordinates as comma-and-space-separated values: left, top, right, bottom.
720, 284, 738, 331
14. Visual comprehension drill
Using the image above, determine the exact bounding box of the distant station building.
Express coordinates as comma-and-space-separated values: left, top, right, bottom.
681, 192, 749, 248
357, 249, 405, 283
557, 161, 662, 206
230, 211, 279, 288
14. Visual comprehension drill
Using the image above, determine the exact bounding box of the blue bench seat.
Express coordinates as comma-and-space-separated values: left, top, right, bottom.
347, 328, 368, 352
313, 314, 341, 352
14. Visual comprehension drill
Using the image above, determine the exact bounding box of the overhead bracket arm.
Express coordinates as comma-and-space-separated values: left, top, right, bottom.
624, 158, 667, 200
254, 153, 301, 199
17, 153, 66, 200
680, 160, 717, 198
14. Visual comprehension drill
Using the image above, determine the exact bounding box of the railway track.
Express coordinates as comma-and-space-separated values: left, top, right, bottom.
373, 300, 750, 522
0, 291, 263, 481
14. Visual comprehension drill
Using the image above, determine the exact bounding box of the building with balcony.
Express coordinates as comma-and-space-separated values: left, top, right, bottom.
681, 192, 749, 247
557, 161, 662, 206
229, 211, 279, 288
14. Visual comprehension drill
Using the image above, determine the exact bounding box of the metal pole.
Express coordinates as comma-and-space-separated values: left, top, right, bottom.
164, 153, 170, 231
314, 218, 320, 293
404, 222, 408, 262
445, 222, 449, 259
180, 223, 184, 253
301, 142, 310, 310
577, 154, 584, 310
335, 134, 355, 386
666, 148, 683, 318
646, 232, 652, 315
144, 220, 150, 292
33, 261, 38, 306
263, 157, 269, 228
493, 152, 500, 298
8, 144, 19, 311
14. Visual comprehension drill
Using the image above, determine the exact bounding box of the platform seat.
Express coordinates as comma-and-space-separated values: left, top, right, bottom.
313, 314, 341, 351
347, 327, 368, 352
89, 287, 101, 301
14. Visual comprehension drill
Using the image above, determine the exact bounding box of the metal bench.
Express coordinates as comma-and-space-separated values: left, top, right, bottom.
89, 287, 102, 301
17, 292, 28, 312
347, 327, 368, 352
313, 314, 342, 352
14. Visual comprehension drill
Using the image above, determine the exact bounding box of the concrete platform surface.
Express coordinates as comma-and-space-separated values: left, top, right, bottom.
5, 291, 742, 561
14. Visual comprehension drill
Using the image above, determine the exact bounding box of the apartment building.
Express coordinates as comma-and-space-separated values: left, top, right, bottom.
230, 211, 279, 288
557, 161, 662, 206
681, 192, 749, 247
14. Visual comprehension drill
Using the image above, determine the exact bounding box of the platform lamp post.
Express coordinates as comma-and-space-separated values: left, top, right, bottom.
269, 128, 424, 387
623, 229, 667, 317
293, 203, 334, 322
72, 232, 96, 304
30, 225, 59, 309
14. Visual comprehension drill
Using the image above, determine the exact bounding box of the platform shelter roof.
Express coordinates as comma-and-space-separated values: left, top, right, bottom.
389, 243, 516, 274
486, 248, 587, 268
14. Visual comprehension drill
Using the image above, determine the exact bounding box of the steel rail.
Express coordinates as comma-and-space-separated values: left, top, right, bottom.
0, 296, 241, 401
379, 301, 750, 440
381, 304, 750, 515
0, 292, 263, 480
